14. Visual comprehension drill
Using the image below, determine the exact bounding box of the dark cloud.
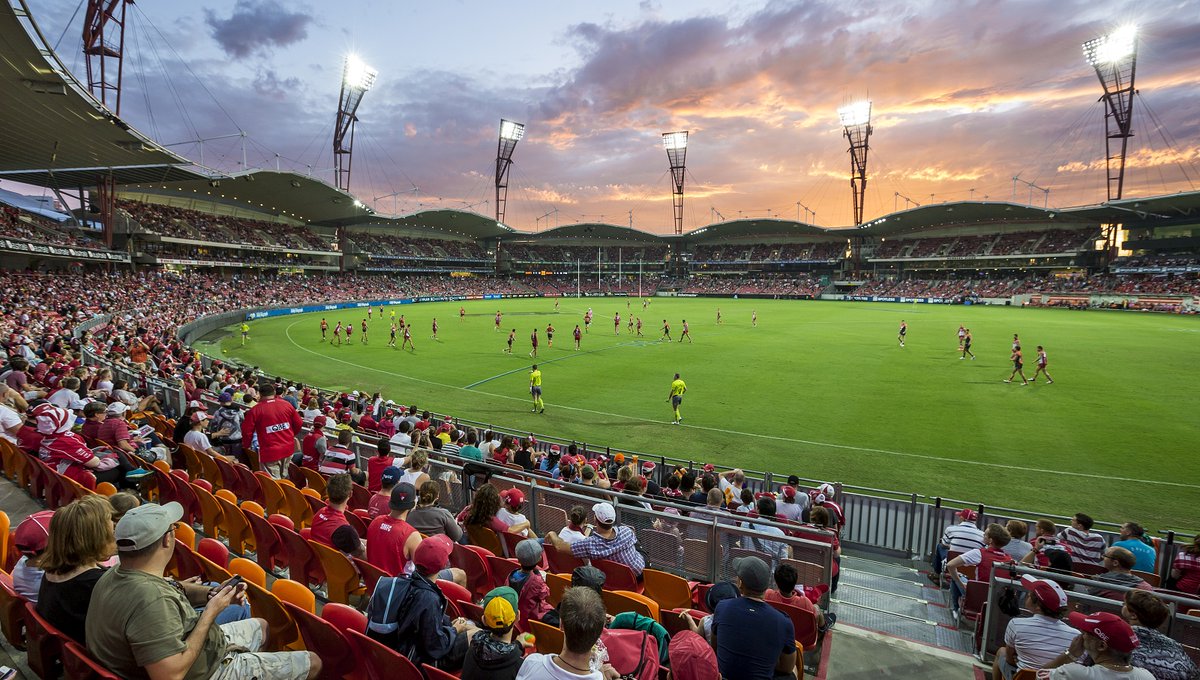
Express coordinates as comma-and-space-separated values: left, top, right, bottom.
204, 0, 313, 58
253, 69, 303, 100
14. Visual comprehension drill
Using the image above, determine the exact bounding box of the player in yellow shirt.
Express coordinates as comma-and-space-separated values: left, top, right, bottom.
240, 322, 249, 346
529, 365, 545, 414
667, 373, 687, 424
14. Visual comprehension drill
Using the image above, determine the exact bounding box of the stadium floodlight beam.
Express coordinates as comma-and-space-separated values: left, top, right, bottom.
663, 131, 688, 235
1082, 25, 1138, 201
333, 54, 378, 193
495, 119, 525, 225
838, 100, 873, 226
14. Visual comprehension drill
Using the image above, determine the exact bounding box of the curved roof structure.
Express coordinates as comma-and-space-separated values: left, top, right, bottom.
681, 218, 831, 242
504, 222, 662, 242
0, 2, 210, 188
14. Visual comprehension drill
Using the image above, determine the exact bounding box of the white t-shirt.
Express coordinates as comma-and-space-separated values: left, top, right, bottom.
515, 654, 603, 680
49, 388, 84, 410
777, 499, 807, 522
11, 556, 43, 604
389, 432, 412, 450
1004, 615, 1079, 669
95, 380, 114, 395
558, 526, 588, 545
498, 508, 530, 537
1049, 665, 1154, 680
0, 404, 22, 444
184, 429, 213, 452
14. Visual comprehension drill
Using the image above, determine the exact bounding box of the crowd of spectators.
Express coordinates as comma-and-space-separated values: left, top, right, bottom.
871, 229, 1097, 260
856, 273, 1200, 301
2, 204, 107, 250
690, 242, 843, 263
354, 233, 488, 260
118, 200, 333, 250
675, 274, 824, 297
138, 243, 336, 268
502, 244, 667, 264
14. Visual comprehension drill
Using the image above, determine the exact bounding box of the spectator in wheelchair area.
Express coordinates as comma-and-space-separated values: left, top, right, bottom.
945, 523, 1013, 614
992, 575, 1077, 680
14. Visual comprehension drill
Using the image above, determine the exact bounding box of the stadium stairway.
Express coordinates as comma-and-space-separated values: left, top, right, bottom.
829, 550, 975, 656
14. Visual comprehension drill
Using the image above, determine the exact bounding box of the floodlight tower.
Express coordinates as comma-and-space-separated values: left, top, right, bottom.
333, 55, 378, 193
1083, 25, 1138, 201
495, 119, 525, 225
663, 131, 688, 235
82, 0, 130, 114
838, 101, 873, 226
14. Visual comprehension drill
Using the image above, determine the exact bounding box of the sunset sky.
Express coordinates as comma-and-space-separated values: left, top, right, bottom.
26, 0, 1200, 233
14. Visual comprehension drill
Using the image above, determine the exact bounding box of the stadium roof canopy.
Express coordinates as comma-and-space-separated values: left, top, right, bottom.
850, 201, 1096, 237
681, 218, 831, 242
504, 223, 663, 242
1064, 191, 1200, 225
0, 3, 211, 189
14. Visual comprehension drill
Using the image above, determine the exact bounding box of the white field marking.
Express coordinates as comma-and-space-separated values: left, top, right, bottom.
281, 320, 1199, 490
463, 338, 663, 389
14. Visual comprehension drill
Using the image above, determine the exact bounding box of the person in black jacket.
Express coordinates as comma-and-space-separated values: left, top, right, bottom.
461, 586, 529, 680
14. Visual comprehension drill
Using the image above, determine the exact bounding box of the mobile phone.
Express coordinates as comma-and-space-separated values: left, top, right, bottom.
221, 574, 244, 590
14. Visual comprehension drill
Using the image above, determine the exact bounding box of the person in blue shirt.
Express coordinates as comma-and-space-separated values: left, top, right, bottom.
712, 556, 797, 680
1112, 522, 1157, 574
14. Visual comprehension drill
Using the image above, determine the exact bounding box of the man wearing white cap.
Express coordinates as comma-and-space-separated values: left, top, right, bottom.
544, 502, 644, 577
85, 502, 320, 680
992, 574, 1077, 680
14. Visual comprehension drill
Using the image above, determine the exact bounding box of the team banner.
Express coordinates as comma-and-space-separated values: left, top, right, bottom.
846, 296, 954, 304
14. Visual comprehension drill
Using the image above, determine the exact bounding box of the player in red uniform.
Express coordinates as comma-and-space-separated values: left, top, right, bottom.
495, 311, 503, 331
680, 320, 692, 343
401, 324, 414, 351
529, 328, 539, 358
333, 321, 343, 346
431, 318, 439, 341
344, 321, 354, 344
613, 312, 621, 335
360, 318, 368, 344
1030, 345, 1053, 384
636, 317, 643, 337
320, 318, 328, 342
573, 324, 582, 350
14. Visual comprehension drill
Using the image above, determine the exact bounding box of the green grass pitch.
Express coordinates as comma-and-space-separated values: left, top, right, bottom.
213, 298, 1200, 531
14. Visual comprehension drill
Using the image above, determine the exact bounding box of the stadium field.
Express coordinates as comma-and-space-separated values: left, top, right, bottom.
212, 298, 1200, 530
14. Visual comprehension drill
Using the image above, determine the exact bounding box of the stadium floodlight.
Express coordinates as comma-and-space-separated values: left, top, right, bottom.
837, 101, 872, 127
1082, 25, 1138, 201
663, 131, 688, 234
83, 0, 130, 115
495, 119, 525, 225
838, 100, 873, 226
333, 54, 378, 193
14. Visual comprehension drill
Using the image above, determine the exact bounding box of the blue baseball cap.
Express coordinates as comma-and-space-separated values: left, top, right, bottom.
381, 466, 403, 487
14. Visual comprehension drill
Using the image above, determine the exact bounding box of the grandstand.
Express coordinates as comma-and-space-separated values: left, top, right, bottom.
1, 2, 1199, 679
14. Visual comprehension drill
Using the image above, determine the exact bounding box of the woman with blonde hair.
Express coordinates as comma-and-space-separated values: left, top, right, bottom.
400, 449, 431, 490
35, 496, 116, 644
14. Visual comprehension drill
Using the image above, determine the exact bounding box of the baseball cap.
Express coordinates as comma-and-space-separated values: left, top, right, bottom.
817, 483, 836, 497
641, 461, 655, 473
731, 555, 771, 593
218, 392, 233, 403
705, 581, 740, 612
191, 411, 209, 424
781, 486, 797, 499
515, 538, 543, 568
188, 400, 207, 411
105, 401, 129, 416
702, 463, 715, 472
14, 510, 55, 556
1019, 574, 1068, 612
482, 586, 518, 629
592, 502, 616, 525
380, 466, 402, 487
389, 482, 416, 512
1067, 611, 1139, 653
571, 565, 607, 593
412, 534, 454, 575
312, 415, 327, 429
500, 487, 525, 509
669, 631, 718, 680
958, 508, 978, 522
614, 453, 625, 463
340, 411, 352, 423
115, 502, 183, 551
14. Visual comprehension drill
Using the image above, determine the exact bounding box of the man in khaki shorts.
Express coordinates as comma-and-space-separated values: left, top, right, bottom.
85, 502, 321, 680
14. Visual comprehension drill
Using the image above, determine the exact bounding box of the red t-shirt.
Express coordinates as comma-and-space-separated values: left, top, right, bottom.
98, 417, 133, 445
17, 425, 43, 455
366, 515, 417, 576
242, 397, 303, 464
367, 456, 393, 492
40, 432, 97, 478
300, 431, 323, 469
368, 493, 390, 519
310, 504, 349, 547
764, 589, 816, 614
359, 415, 377, 433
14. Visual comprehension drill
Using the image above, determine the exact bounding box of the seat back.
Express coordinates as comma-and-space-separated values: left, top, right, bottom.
0, 571, 27, 650
660, 608, 704, 638
243, 508, 283, 572
465, 524, 505, 556
594, 558, 640, 593
352, 557, 390, 597
299, 467, 328, 495
349, 483, 372, 511
435, 579, 473, 606
169, 473, 201, 525
229, 557, 268, 588
0, 511, 9, 571
769, 600, 819, 650
421, 664, 459, 680
213, 457, 248, 500
215, 496, 255, 555
308, 540, 365, 605
321, 602, 367, 635
197, 537, 230, 569
960, 580, 990, 625
276, 525, 325, 589
601, 589, 660, 621
485, 555, 519, 590
174, 522, 197, 551
179, 443, 207, 481
243, 580, 299, 650
283, 601, 353, 679
166, 541, 204, 581
529, 619, 565, 655
545, 572, 571, 607
190, 483, 225, 539
255, 472, 288, 516
280, 483, 315, 528
63, 639, 121, 680
545, 544, 585, 574
25, 600, 66, 679
346, 628, 425, 680
272, 577, 317, 612
456, 599, 485, 624
641, 568, 693, 610
448, 542, 493, 601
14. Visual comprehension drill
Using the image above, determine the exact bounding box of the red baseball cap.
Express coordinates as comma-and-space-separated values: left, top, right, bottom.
958, 508, 978, 521
1019, 574, 1068, 612
412, 534, 454, 575
312, 415, 327, 429
702, 463, 715, 472
1067, 611, 1139, 653
339, 411, 352, 422
781, 486, 797, 499
500, 487, 525, 508
14, 510, 55, 556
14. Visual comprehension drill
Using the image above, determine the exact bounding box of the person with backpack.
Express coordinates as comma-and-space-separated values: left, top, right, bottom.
366, 534, 478, 671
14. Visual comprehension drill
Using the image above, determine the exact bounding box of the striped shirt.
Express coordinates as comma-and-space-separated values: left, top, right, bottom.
1172, 550, 1200, 593
941, 521, 986, 553
319, 445, 357, 475
1005, 614, 1077, 669
1057, 527, 1107, 566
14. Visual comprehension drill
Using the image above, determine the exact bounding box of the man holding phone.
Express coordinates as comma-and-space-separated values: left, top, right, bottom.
85, 502, 321, 680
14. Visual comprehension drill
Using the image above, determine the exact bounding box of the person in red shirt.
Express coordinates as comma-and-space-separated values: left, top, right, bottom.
366, 439, 397, 492
241, 382, 303, 478
764, 563, 835, 632
299, 415, 327, 470
310, 474, 352, 548
366, 482, 421, 576
369, 466, 402, 519
79, 402, 107, 443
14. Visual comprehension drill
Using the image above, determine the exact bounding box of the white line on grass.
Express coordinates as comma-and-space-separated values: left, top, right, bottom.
281, 320, 1199, 490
